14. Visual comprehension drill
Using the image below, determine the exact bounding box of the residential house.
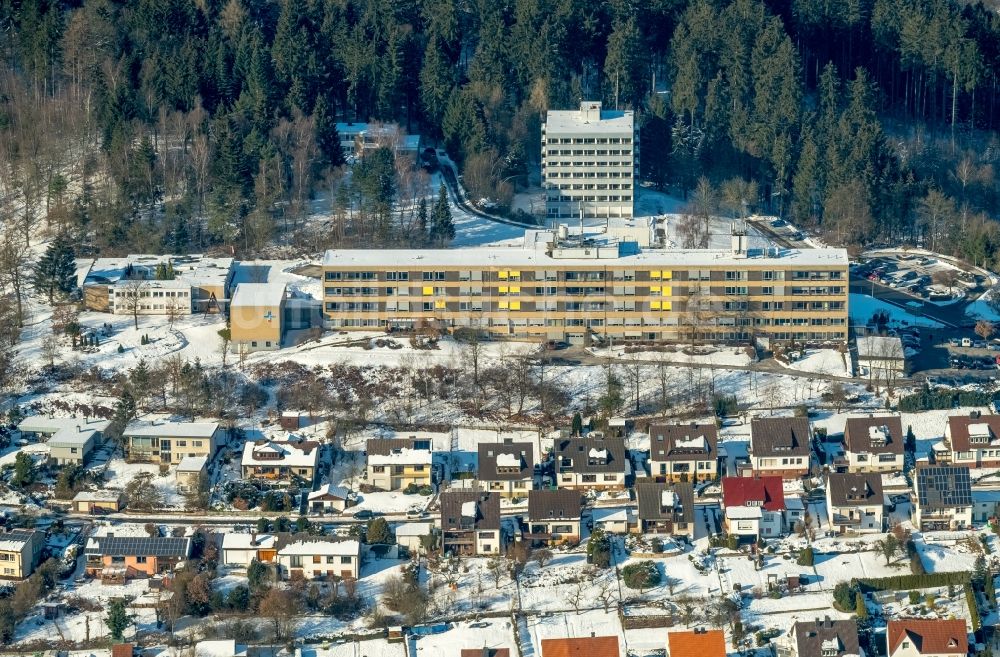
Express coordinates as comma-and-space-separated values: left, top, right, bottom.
395, 522, 434, 556
17, 416, 110, 442
648, 423, 718, 482
112, 644, 135, 657
307, 484, 353, 513
176, 456, 207, 494
635, 482, 695, 538
591, 507, 639, 534
195, 640, 249, 657
0, 530, 44, 579
366, 437, 433, 491
667, 629, 726, 657
460, 650, 510, 657
843, 415, 905, 473
84, 535, 191, 578
722, 476, 786, 540
440, 491, 502, 556
48, 426, 101, 465
540, 636, 620, 657
944, 413, 1000, 469
773, 618, 863, 657
826, 472, 885, 534
276, 538, 360, 580
857, 335, 907, 380
221, 533, 280, 567
72, 490, 127, 514
886, 619, 968, 657
477, 442, 534, 498
123, 421, 221, 464
913, 465, 973, 531
554, 436, 629, 490
526, 490, 583, 545
241, 436, 320, 486
749, 417, 812, 479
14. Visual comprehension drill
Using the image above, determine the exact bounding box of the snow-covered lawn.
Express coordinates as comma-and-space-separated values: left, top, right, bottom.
589, 344, 752, 367
780, 349, 851, 378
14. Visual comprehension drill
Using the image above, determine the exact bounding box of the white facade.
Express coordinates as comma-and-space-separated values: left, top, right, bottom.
725, 506, 784, 539
276, 540, 360, 580
542, 101, 637, 220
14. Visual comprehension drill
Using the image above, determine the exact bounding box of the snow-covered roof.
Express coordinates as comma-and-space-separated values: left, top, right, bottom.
857, 335, 905, 359
496, 453, 521, 468
231, 282, 286, 308
591, 507, 637, 524
367, 446, 432, 466
177, 456, 208, 473
124, 421, 219, 438
221, 533, 277, 551
545, 102, 634, 134
277, 539, 359, 557
725, 505, 763, 520
461, 501, 477, 518
969, 423, 993, 441
674, 435, 708, 451
85, 254, 233, 289
395, 522, 433, 537
18, 416, 110, 435
49, 427, 99, 447
589, 448, 609, 460
0, 531, 37, 552
785, 497, 805, 511
241, 439, 319, 468
308, 484, 350, 500
661, 491, 678, 508
73, 490, 124, 503
195, 640, 246, 657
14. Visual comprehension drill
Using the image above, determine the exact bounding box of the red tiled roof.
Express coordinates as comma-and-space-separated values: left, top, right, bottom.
946, 414, 1000, 452
667, 629, 726, 657
722, 476, 785, 511
111, 644, 133, 657
541, 637, 620, 657
887, 619, 968, 655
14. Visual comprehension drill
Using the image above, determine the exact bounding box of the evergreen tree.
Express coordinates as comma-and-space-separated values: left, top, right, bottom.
313, 95, 345, 171
428, 183, 454, 246
11, 452, 36, 489
105, 599, 131, 642
33, 235, 76, 303
419, 35, 456, 134
416, 196, 429, 244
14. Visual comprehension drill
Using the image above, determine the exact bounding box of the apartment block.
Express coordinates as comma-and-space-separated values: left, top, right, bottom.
321, 225, 849, 345
542, 101, 637, 219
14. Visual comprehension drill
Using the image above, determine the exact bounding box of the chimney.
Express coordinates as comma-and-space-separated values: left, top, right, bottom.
590, 631, 595, 638
731, 221, 748, 257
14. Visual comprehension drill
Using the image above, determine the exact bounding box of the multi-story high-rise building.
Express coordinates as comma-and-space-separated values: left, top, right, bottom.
542, 101, 637, 220
321, 222, 849, 345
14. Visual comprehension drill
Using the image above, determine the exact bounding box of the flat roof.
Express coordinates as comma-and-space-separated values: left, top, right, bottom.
18, 416, 110, 434
84, 254, 233, 289
323, 242, 849, 269
124, 421, 219, 438
177, 456, 208, 472
545, 108, 634, 133
231, 283, 286, 308
49, 428, 99, 447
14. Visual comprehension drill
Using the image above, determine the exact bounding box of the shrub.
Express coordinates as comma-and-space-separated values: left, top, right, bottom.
908, 590, 920, 605
833, 582, 857, 611
587, 530, 612, 568
797, 546, 815, 566
621, 561, 660, 591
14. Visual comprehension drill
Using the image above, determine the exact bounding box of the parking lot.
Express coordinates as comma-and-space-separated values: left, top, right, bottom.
853, 253, 981, 303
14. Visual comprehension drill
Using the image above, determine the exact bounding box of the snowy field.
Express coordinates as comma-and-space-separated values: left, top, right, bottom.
778, 349, 851, 378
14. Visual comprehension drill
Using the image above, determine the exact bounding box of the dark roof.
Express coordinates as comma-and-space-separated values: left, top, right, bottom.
827, 472, 884, 507
528, 489, 582, 521
85, 536, 191, 558
554, 436, 628, 474
440, 491, 500, 531
366, 437, 432, 456
843, 416, 904, 456
792, 618, 860, 657
649, 423, 717, 462
722, 476, 785, 511
635, 482, 694, 523
915, 465, 972, 510
887, 619, 968, 655
750, 417, 812, 457
946, 414, 1000, 452
478, 442, 533, 481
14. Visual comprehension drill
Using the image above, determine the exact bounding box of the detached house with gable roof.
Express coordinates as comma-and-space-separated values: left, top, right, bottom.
540, 636, 620, 657
887, 619, 968, 657
440, 491, 502, 556
366, 437, 433, 491
913, 464, 973, 531
667, 628, 726, 657
526, 489, 583, 545
84, 535, 191, 579
773, 618, 863, 657
843, 415, 904, 473
554, 436, 629, 490
749, 417, 812, 479
635, 481, 695, 538
826, 472, 885, 534
648, 422, 718, 482
944, 413, 1000, 469
722, 476, 787, 540
241, 436, 320, 486
478, 442, 534, 498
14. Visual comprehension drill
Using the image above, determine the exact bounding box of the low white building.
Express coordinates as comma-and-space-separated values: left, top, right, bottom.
276, 539, 360, 580
394, 522, 434, 555
220, 533, 279, 567
857, 335, 906, 378
307, 484, 353, 513
590, 506, 639, 534
17, 416, 110, 442
48, 427, 101, 465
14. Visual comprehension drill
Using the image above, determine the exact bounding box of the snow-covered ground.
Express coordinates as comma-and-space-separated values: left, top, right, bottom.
850, 293, 944, 328
779, 349, 851, 378
588, 344, 752, 367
